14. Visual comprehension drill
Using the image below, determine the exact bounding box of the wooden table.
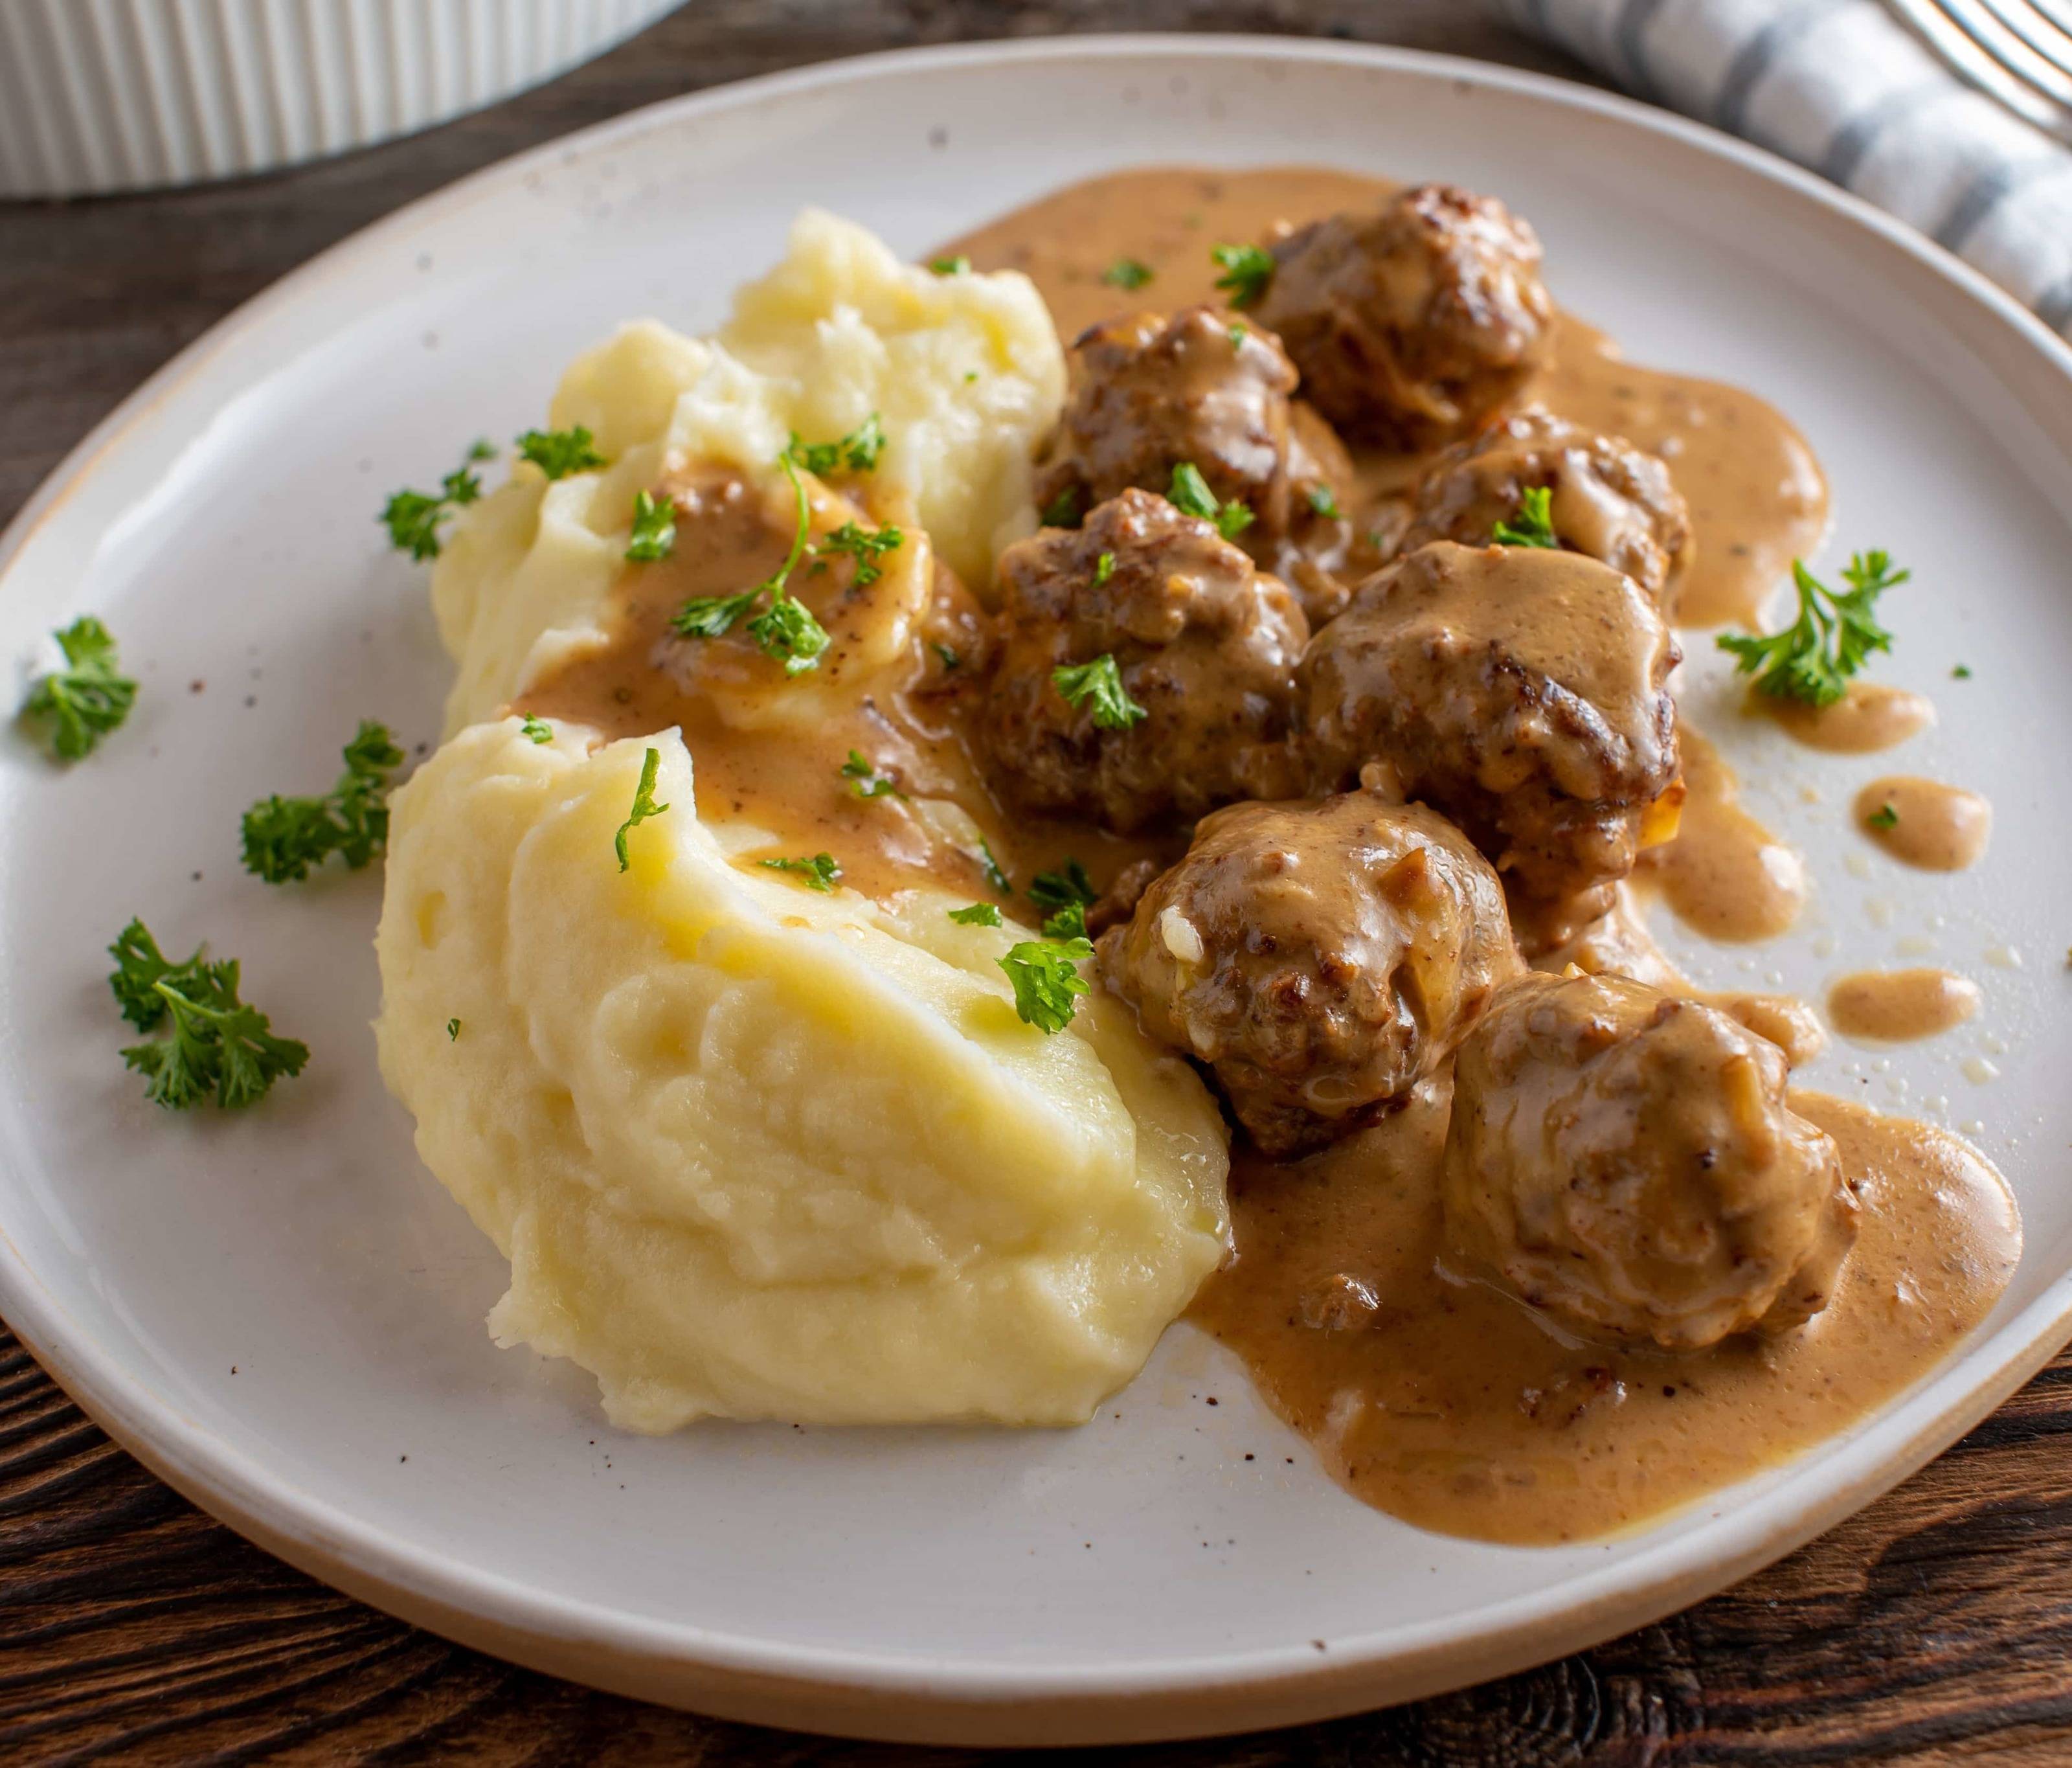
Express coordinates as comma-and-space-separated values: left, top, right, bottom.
5, 4, 2071, 1759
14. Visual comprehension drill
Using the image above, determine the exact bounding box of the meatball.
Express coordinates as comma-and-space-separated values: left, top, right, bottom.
982, 489, 1309, 832
1443, 971, 1857, 1351
1035, 306, 1355, 622
1254, 185, 1555, 448
1398, 407, 1694, 606
1099, 789, 1523, 1155
1301, 541, 1681, 946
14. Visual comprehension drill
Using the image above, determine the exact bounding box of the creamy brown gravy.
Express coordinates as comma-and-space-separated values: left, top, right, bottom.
516, 166, 2016, 1545
1191, 1087, 2018, 1544
1858, 776, 1992, 871
1761, 680, 1936, 754
949, 166, 1828, 631
1634, 721, 1806, 942
1829, 968, 1982, 1043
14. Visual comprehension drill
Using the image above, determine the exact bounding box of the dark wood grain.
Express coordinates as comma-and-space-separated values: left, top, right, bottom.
5, 3, 2071, 1761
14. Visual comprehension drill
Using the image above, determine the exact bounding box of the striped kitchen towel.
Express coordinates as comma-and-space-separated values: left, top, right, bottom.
1490, 0, 2072, 341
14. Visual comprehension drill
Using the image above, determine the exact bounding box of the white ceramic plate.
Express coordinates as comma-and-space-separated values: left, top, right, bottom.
3, 36, 2070, 1749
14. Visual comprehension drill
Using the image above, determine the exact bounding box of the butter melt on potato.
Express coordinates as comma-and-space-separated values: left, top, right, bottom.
375, 723, 1229, 1429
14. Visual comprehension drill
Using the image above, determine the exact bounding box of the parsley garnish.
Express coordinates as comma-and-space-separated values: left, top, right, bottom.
109, 919, 308, 1111
1053, 655, 1147, 730
1042, 902, 1088, 940
933, 642, 961, 672
1717, 551, 1907, 707
930, 255, 971, 275
669, 453, 830, 674
21, 615, 137, 760
614, 747, 669, 872
1103, 257, 1154, 290
240, 720, 405, 884
816, 521, 903, 588
447, 1017, 462, 1041
1867, 802, 1899, 831
1211, 242, 1274, 310
1306, 484, 1342, 521
1167, 461, 1254, 539
1491, 484, 1559, 549
789, 414, 885, 475
949, 902, 1003, 927
977, 838, 1011, 894
625, 489, 678, 562
1029, 859, 1098, 914
999, 936, 1095, 1034
760, 852, 842, 892
1093, 551, 1117, 587
515, 425, 607, 480
519, 714, 553, 744
1040, 485, 1083, 530
1952, 663, 1972, 680
1228, 322, 1248, 348
841, 749, 902, 799
381, 440, 493, 560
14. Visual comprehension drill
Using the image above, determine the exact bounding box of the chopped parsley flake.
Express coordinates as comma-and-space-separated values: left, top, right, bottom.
789, 414, 885, 476
1029, 860, 1098, 914
381, 440, 493, 560
1167, 460, 1254, 539
999, 936, 1095, 1034
933, 641, 961, 672
519, 714, 553, 744
1093, 550, 1117, 587
1211, 242, 1274, 310
1053, 655, 1147, 730
760, 852, 842, 892
1102, 257, 1154, 290
1952, 663, 1972, 679
447, 1017, 461, 1041
977, 838, 1011, 894
515, 425, 607, 479
949, 902, 1004, 927
614, 747, 669, 872
1867, 802, 1900, 831
20, 615, 136, 761
841, 749, 902, 799
1228, 322, 1248, 348
240, 720, 405, 884
1306, 484, 1342, 521
1042, 901, 1088, 940
1040, 485, 1083, 530
1718, 550, 1906, 707
816, 521, 903, 588
109, 918, 308, 1111
930, 255, 971, 275
625, 489, 678, 561
1491, 484, 1559, 549
669, 453, 829, 674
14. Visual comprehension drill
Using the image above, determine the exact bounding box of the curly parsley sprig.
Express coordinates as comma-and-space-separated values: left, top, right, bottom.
788, 414, 885, 476
21, 616, 137, 761
109, 919, 308, 1111
1718, 550, 1906, 707
668, 453, 831, 674
240, 720, 405, 885
1053, 654, 1147, 730
381, 440, 493, 560
1000, 936, 1096, 1034
516, 425, 608, 480
1491, 484, 1558, 549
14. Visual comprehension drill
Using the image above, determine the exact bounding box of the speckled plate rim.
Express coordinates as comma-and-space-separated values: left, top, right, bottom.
3, 34, 2071, 1747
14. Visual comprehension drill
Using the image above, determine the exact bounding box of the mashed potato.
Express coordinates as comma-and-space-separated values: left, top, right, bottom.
431, 210, 1063, 733
376, 722, 1230, 1429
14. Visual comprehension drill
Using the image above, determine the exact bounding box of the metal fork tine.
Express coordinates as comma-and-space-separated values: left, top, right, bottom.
1884, 0, 2072, 142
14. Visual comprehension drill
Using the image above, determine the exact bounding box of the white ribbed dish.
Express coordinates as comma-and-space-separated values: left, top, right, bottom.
0, 0, 686, 197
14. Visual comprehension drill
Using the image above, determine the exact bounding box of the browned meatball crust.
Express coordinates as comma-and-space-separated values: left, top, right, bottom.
1301, 541, 1680, 945
1254, 185, 1556, 448
1443, 971, 1857, 1351
1035, 306, 1355, 623
1398, 407, 1695, 606
982, 488, 1309, 832
1099, 789, 1523, 1155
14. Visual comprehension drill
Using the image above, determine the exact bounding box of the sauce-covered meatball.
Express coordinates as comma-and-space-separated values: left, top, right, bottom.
1397, 407, 1694, 607
1443, 971, 1857, 1351
982, 488, 1309, 832
1099, 789, 1523, 1154
1254, 185, 1555, 448
1301, 541, 1681, 946
1035, 306, 1355, 623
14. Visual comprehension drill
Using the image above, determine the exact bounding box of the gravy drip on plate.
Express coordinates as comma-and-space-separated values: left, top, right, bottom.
947, 166, 1829, 632
1760, 680, 1936, 753
1829, 968, 1983, 1043
1857, 776, 1993, 871
524, 168, 2014, 1545
1191, 1089, 2017, 1545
